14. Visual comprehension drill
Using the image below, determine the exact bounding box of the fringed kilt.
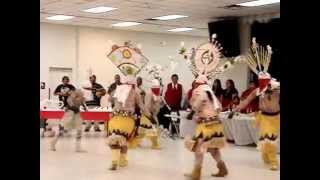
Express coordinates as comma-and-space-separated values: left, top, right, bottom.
185, 120, 225, 152
255, 112, 280, 150
138, 115, 158, 137
106, 114, 136, 146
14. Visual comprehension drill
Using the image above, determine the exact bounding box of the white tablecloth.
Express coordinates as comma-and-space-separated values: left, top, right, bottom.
219, 112, 280, 153
179, 111, 280, 153
179, 111, 197, 138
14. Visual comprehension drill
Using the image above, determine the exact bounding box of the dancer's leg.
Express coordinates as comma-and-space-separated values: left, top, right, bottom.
149, 135, 161, 149
75, 129, 86, 152
265, 143, 279, 170
119, 145, 128, 167
109, 145, 121, 170
208, 148, 228, 177
185, 143, 204, 180
50, 126, 63, 151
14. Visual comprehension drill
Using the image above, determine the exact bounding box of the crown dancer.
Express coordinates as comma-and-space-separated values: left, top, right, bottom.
181, 35, 241, 179
50, 89, 87, 152
129, 79, 162, 149
234, 38, 280, 171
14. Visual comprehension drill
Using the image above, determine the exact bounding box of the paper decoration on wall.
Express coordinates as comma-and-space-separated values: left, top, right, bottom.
179, 47, 187, 56
144, 63, 164, 81
213, 56, 245, 78
169, 57, 178, 73
107, 41, 149, 76
143, 56, 178, 81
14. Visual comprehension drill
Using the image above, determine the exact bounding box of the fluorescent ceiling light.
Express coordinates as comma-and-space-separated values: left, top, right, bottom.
237, 0, 280, 7
83, 6, 117, 13
46, 15, 74, 21
168, 28, 193, 32
152, 15, 188, 20
112, 22, 142, 27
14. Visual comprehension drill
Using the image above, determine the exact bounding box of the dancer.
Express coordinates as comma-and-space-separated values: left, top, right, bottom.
179, 35, 242, 179
105, 75, 151, 170
50, 89, 87, 152
184, 75, 228, 179
234, 38, 280, 171
105, 41, 152, 170
129, 79, 162, 149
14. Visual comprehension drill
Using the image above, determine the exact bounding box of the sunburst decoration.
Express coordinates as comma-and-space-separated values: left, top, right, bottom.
179, 34, 244, 80
209, 56, 246, 79
179, 34, 223, 79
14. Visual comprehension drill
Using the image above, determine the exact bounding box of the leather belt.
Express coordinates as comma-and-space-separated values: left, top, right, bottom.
261, 111, 280, 116
198, 117, 221, 124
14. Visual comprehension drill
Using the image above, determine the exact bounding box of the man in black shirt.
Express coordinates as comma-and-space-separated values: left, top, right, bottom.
83, 75, 106, 132
54, 76, 76, 107
107, 74, 122, 107
107, 74, 121, 95
54, 76, 76, 133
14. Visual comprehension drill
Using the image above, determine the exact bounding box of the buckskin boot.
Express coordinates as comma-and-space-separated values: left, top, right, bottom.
212, 161, 228, 177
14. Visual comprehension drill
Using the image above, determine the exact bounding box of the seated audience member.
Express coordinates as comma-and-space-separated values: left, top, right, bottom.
221, 79, 238, 111
240, 80, 259, 113
212, 79, 223, 102
107, 74, 122, 107
230, 96, 240, 110
185, 80, 196, 110
83, 75, 106, 132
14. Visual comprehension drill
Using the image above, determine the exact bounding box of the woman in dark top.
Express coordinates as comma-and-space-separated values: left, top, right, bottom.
212, 79, 223, 102
221, 79, 238, 111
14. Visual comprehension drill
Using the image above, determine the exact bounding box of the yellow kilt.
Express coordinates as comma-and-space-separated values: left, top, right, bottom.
255, 112, 280, 143
106, 115, 135, 140
138, 115, 158, 137
140, 115, 153, 129
194, 122, 225, 149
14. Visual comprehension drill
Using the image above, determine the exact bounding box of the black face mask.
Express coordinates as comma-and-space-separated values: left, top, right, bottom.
265, 89, 272, 94
264, 89, 273, 100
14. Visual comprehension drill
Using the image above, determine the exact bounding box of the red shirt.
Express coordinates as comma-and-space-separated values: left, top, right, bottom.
240, 87, 259, 113
164, 83, 183, 110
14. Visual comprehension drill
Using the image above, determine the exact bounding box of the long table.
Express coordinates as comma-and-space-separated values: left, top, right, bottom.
40, 110, 111, 121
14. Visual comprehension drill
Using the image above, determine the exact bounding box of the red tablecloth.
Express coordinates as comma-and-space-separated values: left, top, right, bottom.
81, 111, 110, 121
40, 110, 64, 119
40, 110, 111, 121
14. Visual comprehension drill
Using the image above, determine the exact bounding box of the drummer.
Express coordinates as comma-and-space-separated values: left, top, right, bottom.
83, 75, 106, 132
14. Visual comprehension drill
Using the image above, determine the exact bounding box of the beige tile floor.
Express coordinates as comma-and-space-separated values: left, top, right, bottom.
40, 130, 280, 180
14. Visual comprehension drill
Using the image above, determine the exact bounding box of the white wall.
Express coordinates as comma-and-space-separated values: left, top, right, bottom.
40, 23, 249, 99
40, 23, 77, 99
